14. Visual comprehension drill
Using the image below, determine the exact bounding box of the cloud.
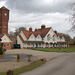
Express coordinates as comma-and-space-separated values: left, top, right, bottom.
8, 12, 70, 33
0, 0, 74, 37
5, 0, 74, 14
0, 0, 6, 7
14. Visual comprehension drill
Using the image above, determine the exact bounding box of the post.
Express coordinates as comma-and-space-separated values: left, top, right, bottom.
0, 39, 2, 46
7, 70, 13, 75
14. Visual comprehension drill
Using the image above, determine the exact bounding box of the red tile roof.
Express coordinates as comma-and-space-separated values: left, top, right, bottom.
22, 27, 51, 39
22, 30, 32, 39
67, 41, 73, 44
54, 31, 63, 38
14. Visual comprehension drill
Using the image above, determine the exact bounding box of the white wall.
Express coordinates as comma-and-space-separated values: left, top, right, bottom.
44, 28, 56, 43
20, 31, 27, 41
36, 35, 42, 41
28, 34, 35, 41
17, 36, 24, 48
1, 34, 12, 43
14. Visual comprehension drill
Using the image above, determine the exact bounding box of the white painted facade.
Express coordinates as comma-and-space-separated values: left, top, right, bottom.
1, 34, 12, 43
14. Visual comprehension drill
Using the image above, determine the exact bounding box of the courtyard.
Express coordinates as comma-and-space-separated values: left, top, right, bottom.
0, 49, 64, 72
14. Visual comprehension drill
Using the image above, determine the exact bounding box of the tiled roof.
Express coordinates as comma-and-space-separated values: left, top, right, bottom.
22, 30, 32, 39
54, 31, 63, 38
57, 33, 63, 38
22, 27, 51, 39
0, 6, 9, 10
67, 41, 73, 44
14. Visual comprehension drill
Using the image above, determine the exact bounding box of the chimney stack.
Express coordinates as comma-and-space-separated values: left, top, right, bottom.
35, 28, 38, 31
41, 24, 45, 30
54, 31, 57, 34
29, 27, 32, 32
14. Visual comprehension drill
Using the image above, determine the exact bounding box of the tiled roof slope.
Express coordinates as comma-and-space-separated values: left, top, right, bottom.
54, 31, 63, 38
22, 30, 32, 39
21, 27, 51, 39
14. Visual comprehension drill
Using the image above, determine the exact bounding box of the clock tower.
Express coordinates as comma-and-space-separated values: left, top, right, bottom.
0, 6, 9, 37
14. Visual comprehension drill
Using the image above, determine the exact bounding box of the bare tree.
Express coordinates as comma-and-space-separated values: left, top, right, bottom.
69, 2, 75, 32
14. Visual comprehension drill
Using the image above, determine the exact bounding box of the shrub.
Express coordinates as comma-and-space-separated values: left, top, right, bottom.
27, 54, 32, 62
0, 46, 3, 55
17, 54, 20, 62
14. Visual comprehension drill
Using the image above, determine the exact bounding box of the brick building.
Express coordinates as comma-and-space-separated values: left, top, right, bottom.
0, 6, 12, 49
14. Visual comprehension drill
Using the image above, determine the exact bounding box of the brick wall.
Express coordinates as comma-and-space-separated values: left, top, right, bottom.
1, 42, 11, 49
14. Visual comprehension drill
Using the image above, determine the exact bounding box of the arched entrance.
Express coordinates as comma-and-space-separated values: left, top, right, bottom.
36, 43, 38, 48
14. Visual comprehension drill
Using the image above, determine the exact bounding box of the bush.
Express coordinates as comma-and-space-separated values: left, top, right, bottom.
17, 54, 20, 62
0, 47, 3, 55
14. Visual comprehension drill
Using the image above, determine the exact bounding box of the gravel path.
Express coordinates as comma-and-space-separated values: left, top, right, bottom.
0, 49, 65, 72
5, 49, 65, 61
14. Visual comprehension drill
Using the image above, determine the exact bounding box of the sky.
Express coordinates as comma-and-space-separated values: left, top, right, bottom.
0, 0, 75, 38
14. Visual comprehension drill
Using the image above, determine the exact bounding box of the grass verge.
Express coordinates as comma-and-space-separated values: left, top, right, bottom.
0, 61, 45, 75
31, 47, 75, 52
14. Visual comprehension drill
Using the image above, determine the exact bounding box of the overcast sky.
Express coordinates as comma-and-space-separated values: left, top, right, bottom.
0, 0, 75, 38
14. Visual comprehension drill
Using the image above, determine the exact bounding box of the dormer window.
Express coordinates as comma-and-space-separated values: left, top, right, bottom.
47, 36, 50, 40
31, 35, 33, 38
37, 35, 40, 39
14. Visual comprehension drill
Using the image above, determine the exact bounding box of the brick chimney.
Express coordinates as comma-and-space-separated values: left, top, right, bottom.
54, 31, 57, 34
41, 24, 45, 30
29, 27, 32, 32
35, 28, 38, 31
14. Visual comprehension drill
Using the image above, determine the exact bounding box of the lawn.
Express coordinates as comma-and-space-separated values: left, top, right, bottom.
0, 61, 45, 75
32, 47, 75, 52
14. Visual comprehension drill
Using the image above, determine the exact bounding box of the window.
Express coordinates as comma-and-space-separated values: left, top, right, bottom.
31, 35, 33, 38
0, 31, 1, 34
37, 36, 39, 39
0, 26, 1, 28
53, 37, 55, 41
4, 38, 6, 40
4, 26, 6, 28
47, 35, 51, 40
1, 43, 3, 46
6, 43, 9, 46
47, 36, 50, 40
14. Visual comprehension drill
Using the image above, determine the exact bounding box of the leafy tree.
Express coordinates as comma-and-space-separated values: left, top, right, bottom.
0, 47, 3, 55
14, 27, 26, 36
62, 33, 72, 41
72, 36, 75, 44
9, 31, 15, 37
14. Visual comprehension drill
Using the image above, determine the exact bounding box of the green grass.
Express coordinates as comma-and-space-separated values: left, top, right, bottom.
32, 47, 75, 52
0, 61, 45, 75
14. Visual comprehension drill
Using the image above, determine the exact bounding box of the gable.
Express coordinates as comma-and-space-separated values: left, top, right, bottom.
20, 31, 27, 40
28, 34, 35, 40
1, 34, 12, 42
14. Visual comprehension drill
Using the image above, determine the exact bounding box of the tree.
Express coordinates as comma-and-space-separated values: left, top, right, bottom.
72, 36, 75, 44
9, 31, 15, 37
69, 3, 75, 32
14, 27, 26, 36
62, 33, 72, 41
